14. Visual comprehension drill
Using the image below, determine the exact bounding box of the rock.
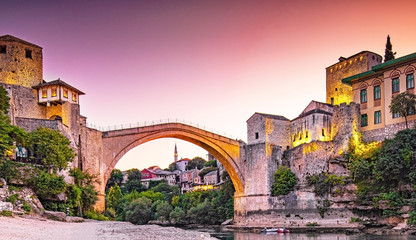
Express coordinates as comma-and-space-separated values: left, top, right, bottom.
393, 222, 408, 230
0, 201, 13, 212
66, 216, 84, 223
43, 210, 66, 221
221, 219, 233, 226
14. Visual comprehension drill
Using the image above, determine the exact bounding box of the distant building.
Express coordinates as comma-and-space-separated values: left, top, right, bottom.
176, 158, 190, 172
203, 170, 218, 185
141, 168, 157, 179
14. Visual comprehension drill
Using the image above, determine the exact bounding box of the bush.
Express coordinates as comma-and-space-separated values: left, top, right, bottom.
271, 166, 297, 196
306, 222, 319, 226
408, 211, 416, 225
83, 210, 109, 221
155, 201, 172, 221
35, 171, 67, 199
125, 197, 152, 224
307, 173, 345, 197
6, 194, 18, 204
22, 201, 31, 213
169, 207, 187, 225
0, 210, 12, 217
104, 207, 116, 221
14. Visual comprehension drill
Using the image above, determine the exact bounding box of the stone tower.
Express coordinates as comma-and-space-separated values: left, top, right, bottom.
0, 35, 43, 88
326, 51, 382, 106
174, 143, 178, 163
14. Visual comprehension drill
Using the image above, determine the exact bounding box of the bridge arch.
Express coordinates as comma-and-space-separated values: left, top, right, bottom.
101, 123, 245, 195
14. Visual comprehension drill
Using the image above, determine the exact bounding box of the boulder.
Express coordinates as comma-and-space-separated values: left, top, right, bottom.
221, 218, 233, 226
43, 210, 66, 221
66, 216, 84, 223
0, 201, 13, 212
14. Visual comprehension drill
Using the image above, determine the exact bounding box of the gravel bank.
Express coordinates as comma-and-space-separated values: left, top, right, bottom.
0, 216, 217, 240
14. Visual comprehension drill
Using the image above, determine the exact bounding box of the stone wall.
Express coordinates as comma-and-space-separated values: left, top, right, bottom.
15, 117, 61, 132
2, 83, 46, 125
326, 51, 382, 105
362, 119, 416, 142
246, 113, 290, 149
0, 35, 43, 88
79, 125, 105, 210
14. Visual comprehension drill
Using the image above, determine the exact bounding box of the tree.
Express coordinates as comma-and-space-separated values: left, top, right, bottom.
28, 126, 74, 169
186, 157, 206, 170
125, 168, 143, 193
35, 171, 67, 199
106, 169, 123, 191
384, 35, 396, 62
169, 206, 187, 225
155, 200, 172, 221
69, 168, 99, 215
271, 166, 297, 196
168, 162, 177, 171
389, 92, 416, 129
125, 197, 152, 224
107, 183, 123, 214
204, 160, 217, 168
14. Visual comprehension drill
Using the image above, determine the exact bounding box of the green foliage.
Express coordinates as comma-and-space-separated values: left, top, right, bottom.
107, 183, 123, 214
104, 207, 116, 221
67, 168, 98, 216
350, 217, 363, 223
198, 167, 218, 180
125, 168, 144, 193
35, 171, 67, 199
22, 201, 31, 213
389, 92, 416, 129
306, 222, 319, 226
204, 160, 217, 168
188, 198, 217, 224
384, 35, 395, 62
0, 210, 12, 217
168, 162, 177, 171
374, 129, 416, 188
6, 194, 18, 204
28, 126, 74, 169
106, 169, 123, 192
155, 200, 172, 221
83, 210, 109, 221
124, 190, 140, 203
408, 211, 416, 225
138, 190, 165, 202
125, 197, 152, 224
171, 195, 179, 207
169, 207, 187, 225
271, 166, 297, 196
186, 157, 206, 170
308, 173, 345, 197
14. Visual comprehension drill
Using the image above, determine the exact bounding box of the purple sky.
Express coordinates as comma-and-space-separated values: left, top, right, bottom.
2, 0, 416, 170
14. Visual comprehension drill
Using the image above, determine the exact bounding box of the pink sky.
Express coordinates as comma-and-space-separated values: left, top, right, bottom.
1, 0, 416, 170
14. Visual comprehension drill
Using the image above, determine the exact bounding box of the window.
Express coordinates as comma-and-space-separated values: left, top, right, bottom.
374, 111, 381, 124
407, 73, 414, 89
305, 130, 309, 138
63, 89, 68, 98
361, 114, 368, 127
41, 89, 47, 98
330, 97, 334, 105
51, 88, 57, 97
292, 135, 296, 142
25, 49, 32, 59
360, 89, 367, 103
408, 106, 415, 115
321, 128, 325, 137
255, 132, 259, 139
392, 111, 400, 119
374, 85, 381, 100
392, 78, 400, 93
72, 93, 77, 102
0, 45, 6, 54
298, 132, 302, 140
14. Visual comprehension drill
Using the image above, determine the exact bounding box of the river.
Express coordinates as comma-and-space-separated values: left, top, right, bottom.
197, 230, 416, 240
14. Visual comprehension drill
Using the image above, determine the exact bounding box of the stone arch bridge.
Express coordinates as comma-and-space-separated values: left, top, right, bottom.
81, 121, 281, 227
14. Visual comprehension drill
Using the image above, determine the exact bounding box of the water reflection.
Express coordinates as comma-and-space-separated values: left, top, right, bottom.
209, 231, 416, 240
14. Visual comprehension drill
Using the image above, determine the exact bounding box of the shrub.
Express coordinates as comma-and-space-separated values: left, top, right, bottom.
83, 210, 109, 221
6, 194, 19, 204
155, 201, 172, 221
35, 171, 67, 199
308, 173, 345, 197
0, 210, 12, 217
306, 222, 319, 226
169, 207, 187, 225
271, 166, 297, 196
22, 201, 31, 213
125, 197, 152, 225
104, 207, 116, 221
408, 211, 416, 225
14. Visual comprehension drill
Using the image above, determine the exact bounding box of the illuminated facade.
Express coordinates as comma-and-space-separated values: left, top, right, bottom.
343, 52, 416, 141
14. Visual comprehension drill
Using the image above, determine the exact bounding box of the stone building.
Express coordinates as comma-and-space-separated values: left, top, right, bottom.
342, 52, 416, 142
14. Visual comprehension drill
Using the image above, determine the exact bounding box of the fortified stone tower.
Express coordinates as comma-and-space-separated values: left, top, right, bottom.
0, 35, 43, 88
326, 51, 382, 106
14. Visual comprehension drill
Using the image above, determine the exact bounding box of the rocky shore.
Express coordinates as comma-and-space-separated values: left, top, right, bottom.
0, 216, 217, 240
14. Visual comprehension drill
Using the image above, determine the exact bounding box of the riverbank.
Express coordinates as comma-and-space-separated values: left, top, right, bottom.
0, 216, 217, 240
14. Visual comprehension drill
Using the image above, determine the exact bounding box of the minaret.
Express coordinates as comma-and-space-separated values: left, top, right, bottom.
174, 143, 178, 163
